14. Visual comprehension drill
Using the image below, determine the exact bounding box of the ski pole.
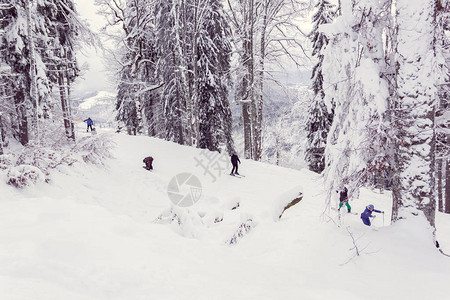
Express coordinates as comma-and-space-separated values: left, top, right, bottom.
382, 212, 385, 226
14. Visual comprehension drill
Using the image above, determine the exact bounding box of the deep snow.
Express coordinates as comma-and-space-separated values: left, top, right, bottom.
1, 127, 449, 300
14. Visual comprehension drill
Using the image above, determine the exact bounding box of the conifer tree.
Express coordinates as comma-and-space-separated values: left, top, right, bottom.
197, 0, 233, 153
155, 0, 187, 144
39, 0, 80, 140
305, 0, 334, 173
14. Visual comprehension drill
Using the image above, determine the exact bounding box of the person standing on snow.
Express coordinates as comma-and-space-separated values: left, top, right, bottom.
230, 153, 241, 175
337, 186, 351, 213
361, 204, 384, 226
84, 117, 94, 132
143, 156, 153, 170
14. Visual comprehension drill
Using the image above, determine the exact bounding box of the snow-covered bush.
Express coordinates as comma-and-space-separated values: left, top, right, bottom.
74, 134, 115, 165
7, 165, 46, 188
1, 130, 115, 188
154, 207, 202, 239
0, 154, 13, 170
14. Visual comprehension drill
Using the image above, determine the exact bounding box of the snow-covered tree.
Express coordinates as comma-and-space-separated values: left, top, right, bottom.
305, 0, 334, 173
197, 0, 233, 153
39, 0, 81, 140
321, 0, 390, 198
153, 0, 234, 148
391, 0, 438, 228
0, 0, 35, 145
154, 0, 188, 144
0, 0, 85, 144
96, 0, 161, 136
435, 0, 449, 214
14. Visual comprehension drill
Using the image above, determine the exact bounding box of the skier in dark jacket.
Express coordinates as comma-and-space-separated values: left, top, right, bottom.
84, 117, 94, 132
337, 186, 351, 213
143, 156, 153, 170
361, 204, 384, 226
230, 153, 241, 175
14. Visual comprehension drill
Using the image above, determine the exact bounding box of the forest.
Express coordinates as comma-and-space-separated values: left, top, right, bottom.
0, 0, 449, 240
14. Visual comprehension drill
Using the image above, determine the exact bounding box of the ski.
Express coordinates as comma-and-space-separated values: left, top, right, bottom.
331, 207, 357, 215
229, 174, 242, 178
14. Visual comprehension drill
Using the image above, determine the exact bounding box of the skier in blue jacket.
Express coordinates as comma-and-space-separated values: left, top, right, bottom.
361, 204, 384, 226
84, 117, 94, 132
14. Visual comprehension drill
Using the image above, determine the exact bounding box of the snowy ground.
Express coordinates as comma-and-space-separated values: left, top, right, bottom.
1, 127, 449, 300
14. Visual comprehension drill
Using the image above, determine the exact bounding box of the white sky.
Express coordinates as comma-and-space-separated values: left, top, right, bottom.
72, 0, 115, 96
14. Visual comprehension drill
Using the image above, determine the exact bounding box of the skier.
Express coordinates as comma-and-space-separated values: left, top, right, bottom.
360, 204, 384, 226
337, 186, 351, 213
84, 117, 94, 132
143, 156, 153, 170
230, 153, 241, 175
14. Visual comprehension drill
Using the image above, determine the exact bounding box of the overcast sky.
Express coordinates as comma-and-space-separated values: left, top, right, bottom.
72, 0, 115, 96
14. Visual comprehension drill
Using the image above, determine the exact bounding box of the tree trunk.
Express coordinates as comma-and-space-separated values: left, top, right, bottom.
391, 0, 436, 228
0, 113, 3, 155
192, 0, 199, 147
64, 49, 75, 141
180, 0, 192, 146
437, 158, 443, 212
254, 3, 267, 161
25, 0, 39, 142
242, 0, 254, 159
445, 157, 450, 214
57, 65, 72, 140
14, 90, 29, 146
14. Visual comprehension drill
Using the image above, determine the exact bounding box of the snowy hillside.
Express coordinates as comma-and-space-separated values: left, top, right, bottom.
0, 129, 449, 300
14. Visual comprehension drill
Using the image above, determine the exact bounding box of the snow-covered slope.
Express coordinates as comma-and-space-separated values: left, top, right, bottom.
0, 129, 449, 300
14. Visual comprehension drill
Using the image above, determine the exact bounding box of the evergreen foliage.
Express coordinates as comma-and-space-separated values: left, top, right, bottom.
197, 0, 233, 153
0, 0, 81, 144
305, 0, 334, 173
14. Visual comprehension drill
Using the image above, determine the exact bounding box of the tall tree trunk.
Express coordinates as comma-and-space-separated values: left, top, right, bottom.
57, 65, 72, 140
437, 158, 443, 212
242, 101, 252, 158
0, 113, 3, 155
180, 0, 192, 146
64, 49, 75, 141
14, 90, 29, 146
242, 0, 254, 159
253, 3, 267, 161
25, 0, 39, 142
445, 158, 450, 214
391, 0, 437, 228
193, 0, 199, 147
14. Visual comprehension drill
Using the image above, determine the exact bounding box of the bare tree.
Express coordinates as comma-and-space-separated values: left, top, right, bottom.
226, 0, 309, 160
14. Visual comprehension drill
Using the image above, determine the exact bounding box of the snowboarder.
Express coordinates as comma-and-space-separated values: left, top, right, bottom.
84, 117, 94, 132
230, 153, 241, 175
360, 204, 384, 226
337, 186, 351, 213
143, 156, 153, 170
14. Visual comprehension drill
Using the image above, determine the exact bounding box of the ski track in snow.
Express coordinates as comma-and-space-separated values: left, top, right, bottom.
0, 128, 449, 300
